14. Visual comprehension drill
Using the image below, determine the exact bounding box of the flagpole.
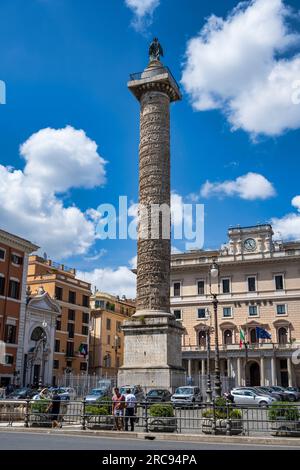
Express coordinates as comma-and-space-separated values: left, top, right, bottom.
245, 316, 248, 386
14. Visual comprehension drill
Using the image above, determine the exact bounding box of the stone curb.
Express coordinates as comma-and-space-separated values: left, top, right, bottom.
1, 427, 300, 446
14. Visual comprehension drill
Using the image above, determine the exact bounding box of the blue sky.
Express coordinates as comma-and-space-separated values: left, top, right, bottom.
0, 0, 300, 297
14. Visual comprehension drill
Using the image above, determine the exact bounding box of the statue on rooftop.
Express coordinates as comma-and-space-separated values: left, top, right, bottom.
149, 37, 164, 62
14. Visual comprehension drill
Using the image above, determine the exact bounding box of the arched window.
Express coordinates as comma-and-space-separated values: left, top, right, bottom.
250, 328, 257, 344
224, 329, 233, 345
30, 327, 45, 342
278, 327, 288, 345
198, 330, 207, 348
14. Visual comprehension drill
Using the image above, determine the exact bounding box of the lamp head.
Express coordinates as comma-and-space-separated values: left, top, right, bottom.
210, 261, 219, 279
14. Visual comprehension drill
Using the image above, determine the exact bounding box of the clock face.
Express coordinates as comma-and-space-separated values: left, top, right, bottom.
244, 238, 257, 251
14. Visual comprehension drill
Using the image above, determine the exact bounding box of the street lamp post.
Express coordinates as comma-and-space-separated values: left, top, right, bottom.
206, 324, 212, 403
209, 260, 222, 398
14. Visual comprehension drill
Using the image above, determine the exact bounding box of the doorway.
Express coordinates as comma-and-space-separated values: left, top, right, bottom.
248, 361, 260, 386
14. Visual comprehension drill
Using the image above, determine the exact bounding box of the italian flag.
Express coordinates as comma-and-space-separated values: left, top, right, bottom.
239, 329, 245, 348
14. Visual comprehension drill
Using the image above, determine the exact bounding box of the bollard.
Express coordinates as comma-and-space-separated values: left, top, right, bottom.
212, 399, 217, 435
24, 399, 30, 428
144, 401, 149, 433
81, 398, 86, 430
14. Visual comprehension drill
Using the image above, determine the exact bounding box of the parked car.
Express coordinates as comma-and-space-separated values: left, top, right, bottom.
230, 388, 275, 407
8, 387, 37, 400
269, 386, 299, 402
85, 388, 109, 404
48, 387, 76, 401
171, 386, 202, 407
119, 385, 145, 402
286, 387, 300, 399
145, 389, 172, 404
252, 386, 282, 401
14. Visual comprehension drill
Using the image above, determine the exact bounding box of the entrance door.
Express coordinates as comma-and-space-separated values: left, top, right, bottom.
249, 362, 260, 386
33, 364, 40, 387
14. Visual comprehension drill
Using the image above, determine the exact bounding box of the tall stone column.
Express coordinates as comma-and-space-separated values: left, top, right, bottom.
118, 40, 185, 390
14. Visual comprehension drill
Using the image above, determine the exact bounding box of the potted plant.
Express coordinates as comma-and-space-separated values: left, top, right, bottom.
202, 398, 243, 435
147, 404, 177, 433
30, 398, 51, 427
269, 401, 300, 437
86, 398, 114, 430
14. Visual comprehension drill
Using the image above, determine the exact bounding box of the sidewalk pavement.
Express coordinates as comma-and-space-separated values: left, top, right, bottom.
1, 426, 300, 447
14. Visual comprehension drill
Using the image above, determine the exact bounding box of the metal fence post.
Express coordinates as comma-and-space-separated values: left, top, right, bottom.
24, 399, 30, 428
81, 398, 86, 430
226, 401, 231, 436
145, 401, 149, 433
212, 398, 216, 435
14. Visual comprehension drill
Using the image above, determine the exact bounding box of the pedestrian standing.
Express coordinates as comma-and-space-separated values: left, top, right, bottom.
47, 391, 61, 428
125, 388, 137, 432
112, 387, 125, 431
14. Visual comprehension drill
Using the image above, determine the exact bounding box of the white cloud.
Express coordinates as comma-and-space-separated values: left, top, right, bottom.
78, 264, 136, 299
0, 126, 106, 258
272, 195, 300, 239
292, 195, 300, 210
181, 0, 300, 137
125, 0, 159, 30
200, 172, 276, 200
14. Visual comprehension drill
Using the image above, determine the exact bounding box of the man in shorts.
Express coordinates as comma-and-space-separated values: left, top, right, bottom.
112, 387, 125, 431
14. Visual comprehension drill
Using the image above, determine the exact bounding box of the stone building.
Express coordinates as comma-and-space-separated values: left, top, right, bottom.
89, 292, 135, 377
21, 287, 60, 387
0, 229, 38, 386
27, 256, 91, 384
170, 224, 300, 388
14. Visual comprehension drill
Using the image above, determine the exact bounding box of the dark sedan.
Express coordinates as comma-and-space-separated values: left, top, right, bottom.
145, 389, 172, 403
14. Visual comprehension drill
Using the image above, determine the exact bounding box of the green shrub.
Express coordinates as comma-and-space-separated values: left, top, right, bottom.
85, 404, 110, 416
30, 399, 50, 413
202, 399, 242, 420
268, 402, 299, 421
149, 404, 174, 418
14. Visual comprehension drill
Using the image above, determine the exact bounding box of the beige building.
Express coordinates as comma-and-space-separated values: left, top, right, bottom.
27, 256, 91, 384
170, 224, 300, 388
89, 292, 135, 377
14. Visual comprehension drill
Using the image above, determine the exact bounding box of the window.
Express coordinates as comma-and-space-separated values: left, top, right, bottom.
66, 360, 72, 368
197, 308, 206, 319
9, 279, 20, 299
222, 279, 230, 294
0, 276, 5, 296
55, 340, 60, 352
199, 330, 206, 348
66, 342, 74, 357
82, 312, 89, 324
223, 307, 232, 318
0, 248, 5, 260
276, 304, 286, 315
248, 277, 256, 292
173, 282, 181, 297
249, 305, 258, 317
80, 362, 87, 371
68, 309, 75, 321
106, 318, 111, 330
82, 295, 89, 307
11, 254, 23, 265
67, 322, 74, 339
224, 329, 233, 345
82, 325, 89, 336
56, 319, 61, 331
95, 300, 105, 308
116, 321, 122, 332
278, 327, 288, 345
275, 275, 284, 291
55, 286, 63, 301
5, 355, 14, 365
173, 309, 182, 320
197, 280, 205, 295
250, 328, 257, 344
4, 324, 17, 344
53, 360, 59, 369
68, 290, 76, 304
107, 335, 111, 345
